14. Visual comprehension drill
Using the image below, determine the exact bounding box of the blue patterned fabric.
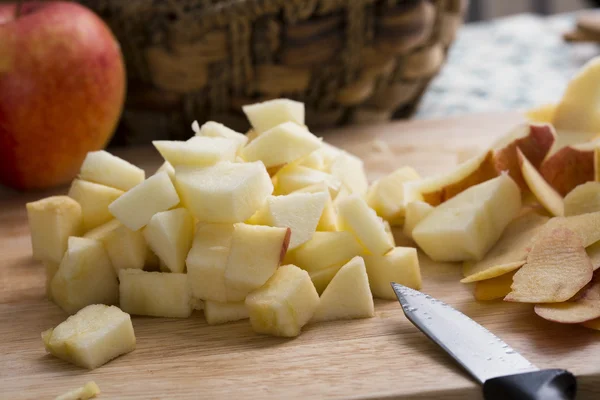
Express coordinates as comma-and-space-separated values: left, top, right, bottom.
416, 13, 600, 118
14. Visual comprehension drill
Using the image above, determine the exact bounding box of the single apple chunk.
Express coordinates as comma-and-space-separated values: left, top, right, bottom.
291, 231, 364, 272
224, 224, 291, 301
412, 174, 521, 262
143, 208, 194, 273
367, 166, 421, 222
204, 301, 249, 325
241, 122, 322, 168
330, 151, 369, 196
564, 182, 600, 216
274, 165, 341, 196
175, 161, 273, 223
54, 381, 100, 400
68, 179, 124, 231
79, 150, 145, 191
363, 247, 422, 300
109, 172, 180, 231
245, 265, 319, 337
104, 222, 148, 271
311, 256, 374, 323
51, 237, 119, 314
83, 219, 120, 241
186, 223, 234, 302
26, 196, 82, 263
337, 194, 395, 256
155, 161, 176, 182
251, 192, 327, 249
192, 120, 248, 150
119, 269, 192, 318
292, 183, 338, 231
153, 136, 238, 167
42, 304, 135, 369
402, 201, 434, 240
242, 98, 305, 134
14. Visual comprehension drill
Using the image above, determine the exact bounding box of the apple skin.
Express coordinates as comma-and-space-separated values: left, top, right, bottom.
0, 2, 125, 190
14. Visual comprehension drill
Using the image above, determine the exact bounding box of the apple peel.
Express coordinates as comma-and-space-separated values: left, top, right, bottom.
588, 241, 600, 271
505, 227, 593, 303
540, 212, 600, 247
518, 149, 564, 217
461, 261, 524, 283
534, 281, 600, 324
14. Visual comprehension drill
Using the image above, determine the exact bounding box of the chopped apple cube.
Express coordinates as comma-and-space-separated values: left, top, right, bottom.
413, 174, 522, 262
103, 222, 148, 271
367, 166, 421, 221
364, 247, 421, 300
119, 269, 192, 318
337, 194, 394, 256
204, 301, 249, 325
299, 150, 326, 171
153, 136, 238, 167
186, 223, 234, 302
109, 172, 180, 231
291, 231, 364, 272
241, 122, 322, 168
26, 196, 82, 263
292, 183, 338, 231
54, 381, 100, 400
245, 265, 319, 337
155, 161, 175, 181
309, 264, 343, 294
311, 256, 374, 322
83, 219, 120, 241
243, 98, 305, 134
518, 149, 564, 217
402, 201, 434, 240
274, 165, 341, 196
51, 237, 119, 314
68, 179, 124, 231
224, 224, 291, 301
564, 182, 600, 216
330, 151, 369, 196
251, 192, 327, 249
143, 208, 194, 273
42, 304, 135, 369
193, 120, 248, 149
79, 150, 145, 191
175, 161, 273, 223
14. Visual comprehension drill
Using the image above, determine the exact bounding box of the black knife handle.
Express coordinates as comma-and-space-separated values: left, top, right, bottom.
483, 369, 576, 400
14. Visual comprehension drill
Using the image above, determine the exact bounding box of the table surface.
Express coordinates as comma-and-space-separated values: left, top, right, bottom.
2, 112, 600, 399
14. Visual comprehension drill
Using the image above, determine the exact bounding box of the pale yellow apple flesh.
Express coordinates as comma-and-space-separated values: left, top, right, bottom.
143, 208, 194, 273
79, 150, 145, 192
242, 98, 305, 134
104, 222, 148, 272
330, 151, 369, 196
402, 201, 434, 240
367, 166, 421, 222
291, 231, 364, 272
193, 120, 248, 149
54, 381, 100, 400
517, 149, 564, 217
153, 136, 238, 167
68, 179, 124, 232
564, 182, 600, 216
204, 301, 249, 325
363, 247, 422, 300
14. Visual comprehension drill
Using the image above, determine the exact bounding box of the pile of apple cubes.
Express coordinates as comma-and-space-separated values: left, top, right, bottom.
28, 99, 421, 369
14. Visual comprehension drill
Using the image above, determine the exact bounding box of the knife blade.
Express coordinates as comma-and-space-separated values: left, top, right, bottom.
391, 283, 577, 400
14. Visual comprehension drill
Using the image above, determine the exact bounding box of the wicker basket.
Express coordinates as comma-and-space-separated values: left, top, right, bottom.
80, 0, 466, 144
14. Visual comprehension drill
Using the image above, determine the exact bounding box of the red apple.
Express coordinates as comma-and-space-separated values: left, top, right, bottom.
0, 2, 125, 190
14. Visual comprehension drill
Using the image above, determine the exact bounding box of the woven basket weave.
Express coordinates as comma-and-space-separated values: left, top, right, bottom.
79, 0, 466, 144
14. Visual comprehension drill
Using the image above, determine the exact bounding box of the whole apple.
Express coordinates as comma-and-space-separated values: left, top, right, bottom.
0, 1, 125, 190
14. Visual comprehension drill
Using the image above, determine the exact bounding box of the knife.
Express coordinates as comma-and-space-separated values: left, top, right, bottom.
391, 283, 577, 400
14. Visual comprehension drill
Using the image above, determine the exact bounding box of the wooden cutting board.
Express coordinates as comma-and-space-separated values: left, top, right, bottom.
2, 112, 600, 400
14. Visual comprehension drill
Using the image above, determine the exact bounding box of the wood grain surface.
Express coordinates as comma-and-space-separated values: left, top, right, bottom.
2, 112, 599, 400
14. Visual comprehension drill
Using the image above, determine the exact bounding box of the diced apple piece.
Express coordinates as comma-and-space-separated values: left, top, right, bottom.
204, 301, 249, 325
274, 165, 341, 196
309, 264, 343, 295
243, 99, 305, 134
51, 237, 118, 314
241, 122, 321, 168
534, 281, 600, 323
311, 256, 374, 322
413, 174, 521, 262
541, 212, 600, 247
251, 192, 327, 249
367, 166, 421, 222
44, 261, 59, 301
415, 150, 498, 206
193, 120, 248, 149
119, 269, 192, 318
540, 139, 600, 196
292, 183, 338, 231
492, 123, 556, 189
42, 304, 135, 369
505, 227, 593, 303
68, 179, 124, 231
337, 194, 394, 256
102, 222, 148, 271
175, 161, 273, 223
245, 265, 319, 337
83, 219, 120, 241
526, 103, 556, 124
553, 57, 600, 132
109, 172, 180, 231
564, 182, 600, 216
518, 149, 564, 217
26, 196, 82, 263
300, 150, 326, 171
155, 161, 175, 181
79, 150, 145, 191
330, 151, 369, 196
186, 223, 234, 302
291, 231, 364, 272
143, 208, 194, 273
363, 247, 421, 300
224, 224, 291, 301
153, 136, 238, 167
402, 201, 434, 240
55, 381, 100, 400
473, 271, 516, 301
